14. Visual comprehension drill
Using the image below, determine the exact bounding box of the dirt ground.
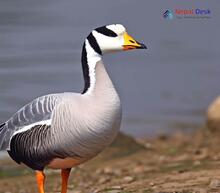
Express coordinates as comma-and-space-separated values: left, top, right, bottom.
1, 127, 220, 193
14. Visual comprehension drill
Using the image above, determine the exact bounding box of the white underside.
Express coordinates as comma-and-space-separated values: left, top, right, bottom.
48, 157, 86, 169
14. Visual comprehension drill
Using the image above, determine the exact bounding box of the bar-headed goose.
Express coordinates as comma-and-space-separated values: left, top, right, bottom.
0, 24, 146, 193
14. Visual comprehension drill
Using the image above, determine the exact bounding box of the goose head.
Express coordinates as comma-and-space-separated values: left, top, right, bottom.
81, 24, 146, 94
85, 24, 146, 55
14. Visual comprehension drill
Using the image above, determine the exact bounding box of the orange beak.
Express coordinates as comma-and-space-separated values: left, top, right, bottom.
123, 32, 147, 51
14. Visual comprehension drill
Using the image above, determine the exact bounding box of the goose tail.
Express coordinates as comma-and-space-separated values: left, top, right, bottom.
0, 123, 7, 150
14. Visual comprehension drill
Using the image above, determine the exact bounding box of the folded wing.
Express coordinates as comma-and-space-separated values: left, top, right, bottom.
0, 94, 62, 150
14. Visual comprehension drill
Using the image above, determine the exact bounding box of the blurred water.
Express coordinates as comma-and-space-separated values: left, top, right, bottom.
0, 0, 220, 138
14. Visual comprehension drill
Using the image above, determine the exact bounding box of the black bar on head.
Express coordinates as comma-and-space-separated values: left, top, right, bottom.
95, 26, 117, 37
87, 33, 102, 55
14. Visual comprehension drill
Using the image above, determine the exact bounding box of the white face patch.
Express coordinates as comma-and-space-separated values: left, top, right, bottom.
106, 24, 126, 36
92, 30, 124, 53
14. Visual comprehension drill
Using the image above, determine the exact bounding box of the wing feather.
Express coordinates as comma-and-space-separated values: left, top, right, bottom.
0, 94, 62, 150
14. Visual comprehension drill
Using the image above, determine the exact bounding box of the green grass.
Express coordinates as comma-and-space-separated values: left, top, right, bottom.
0, 167, 32, 178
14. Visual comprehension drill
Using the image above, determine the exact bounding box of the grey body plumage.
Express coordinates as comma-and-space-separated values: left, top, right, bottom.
2, 60, 121, 170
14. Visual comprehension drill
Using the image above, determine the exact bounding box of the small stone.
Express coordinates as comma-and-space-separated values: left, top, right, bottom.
209, 179, 220, 190
123, 176, 134, 183
106, 191, 121, 193
158, 155, 167, 163
213, 155, 220, 161
95, 168, 103, 175
18, 190, 26, 193
103, 167, 113, 175
193, 160, 201, 166
144, 142, 153, 149
149, 182, 155, 186
69, 190, 82, 193
69, 184, 75, 189
98, 176, 111, 184
207, 96, 220, 131
133, 165, 145, 173
113, 169, 122, 176
109, 185, 123, 190
68, 191, 82, 193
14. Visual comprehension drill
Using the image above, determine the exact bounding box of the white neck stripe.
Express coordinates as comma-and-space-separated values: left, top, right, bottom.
84, 39, 102, 95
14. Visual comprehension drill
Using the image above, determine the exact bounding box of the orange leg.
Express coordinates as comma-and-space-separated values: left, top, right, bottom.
61, 168, 71, 193
36, 170, 45, 193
